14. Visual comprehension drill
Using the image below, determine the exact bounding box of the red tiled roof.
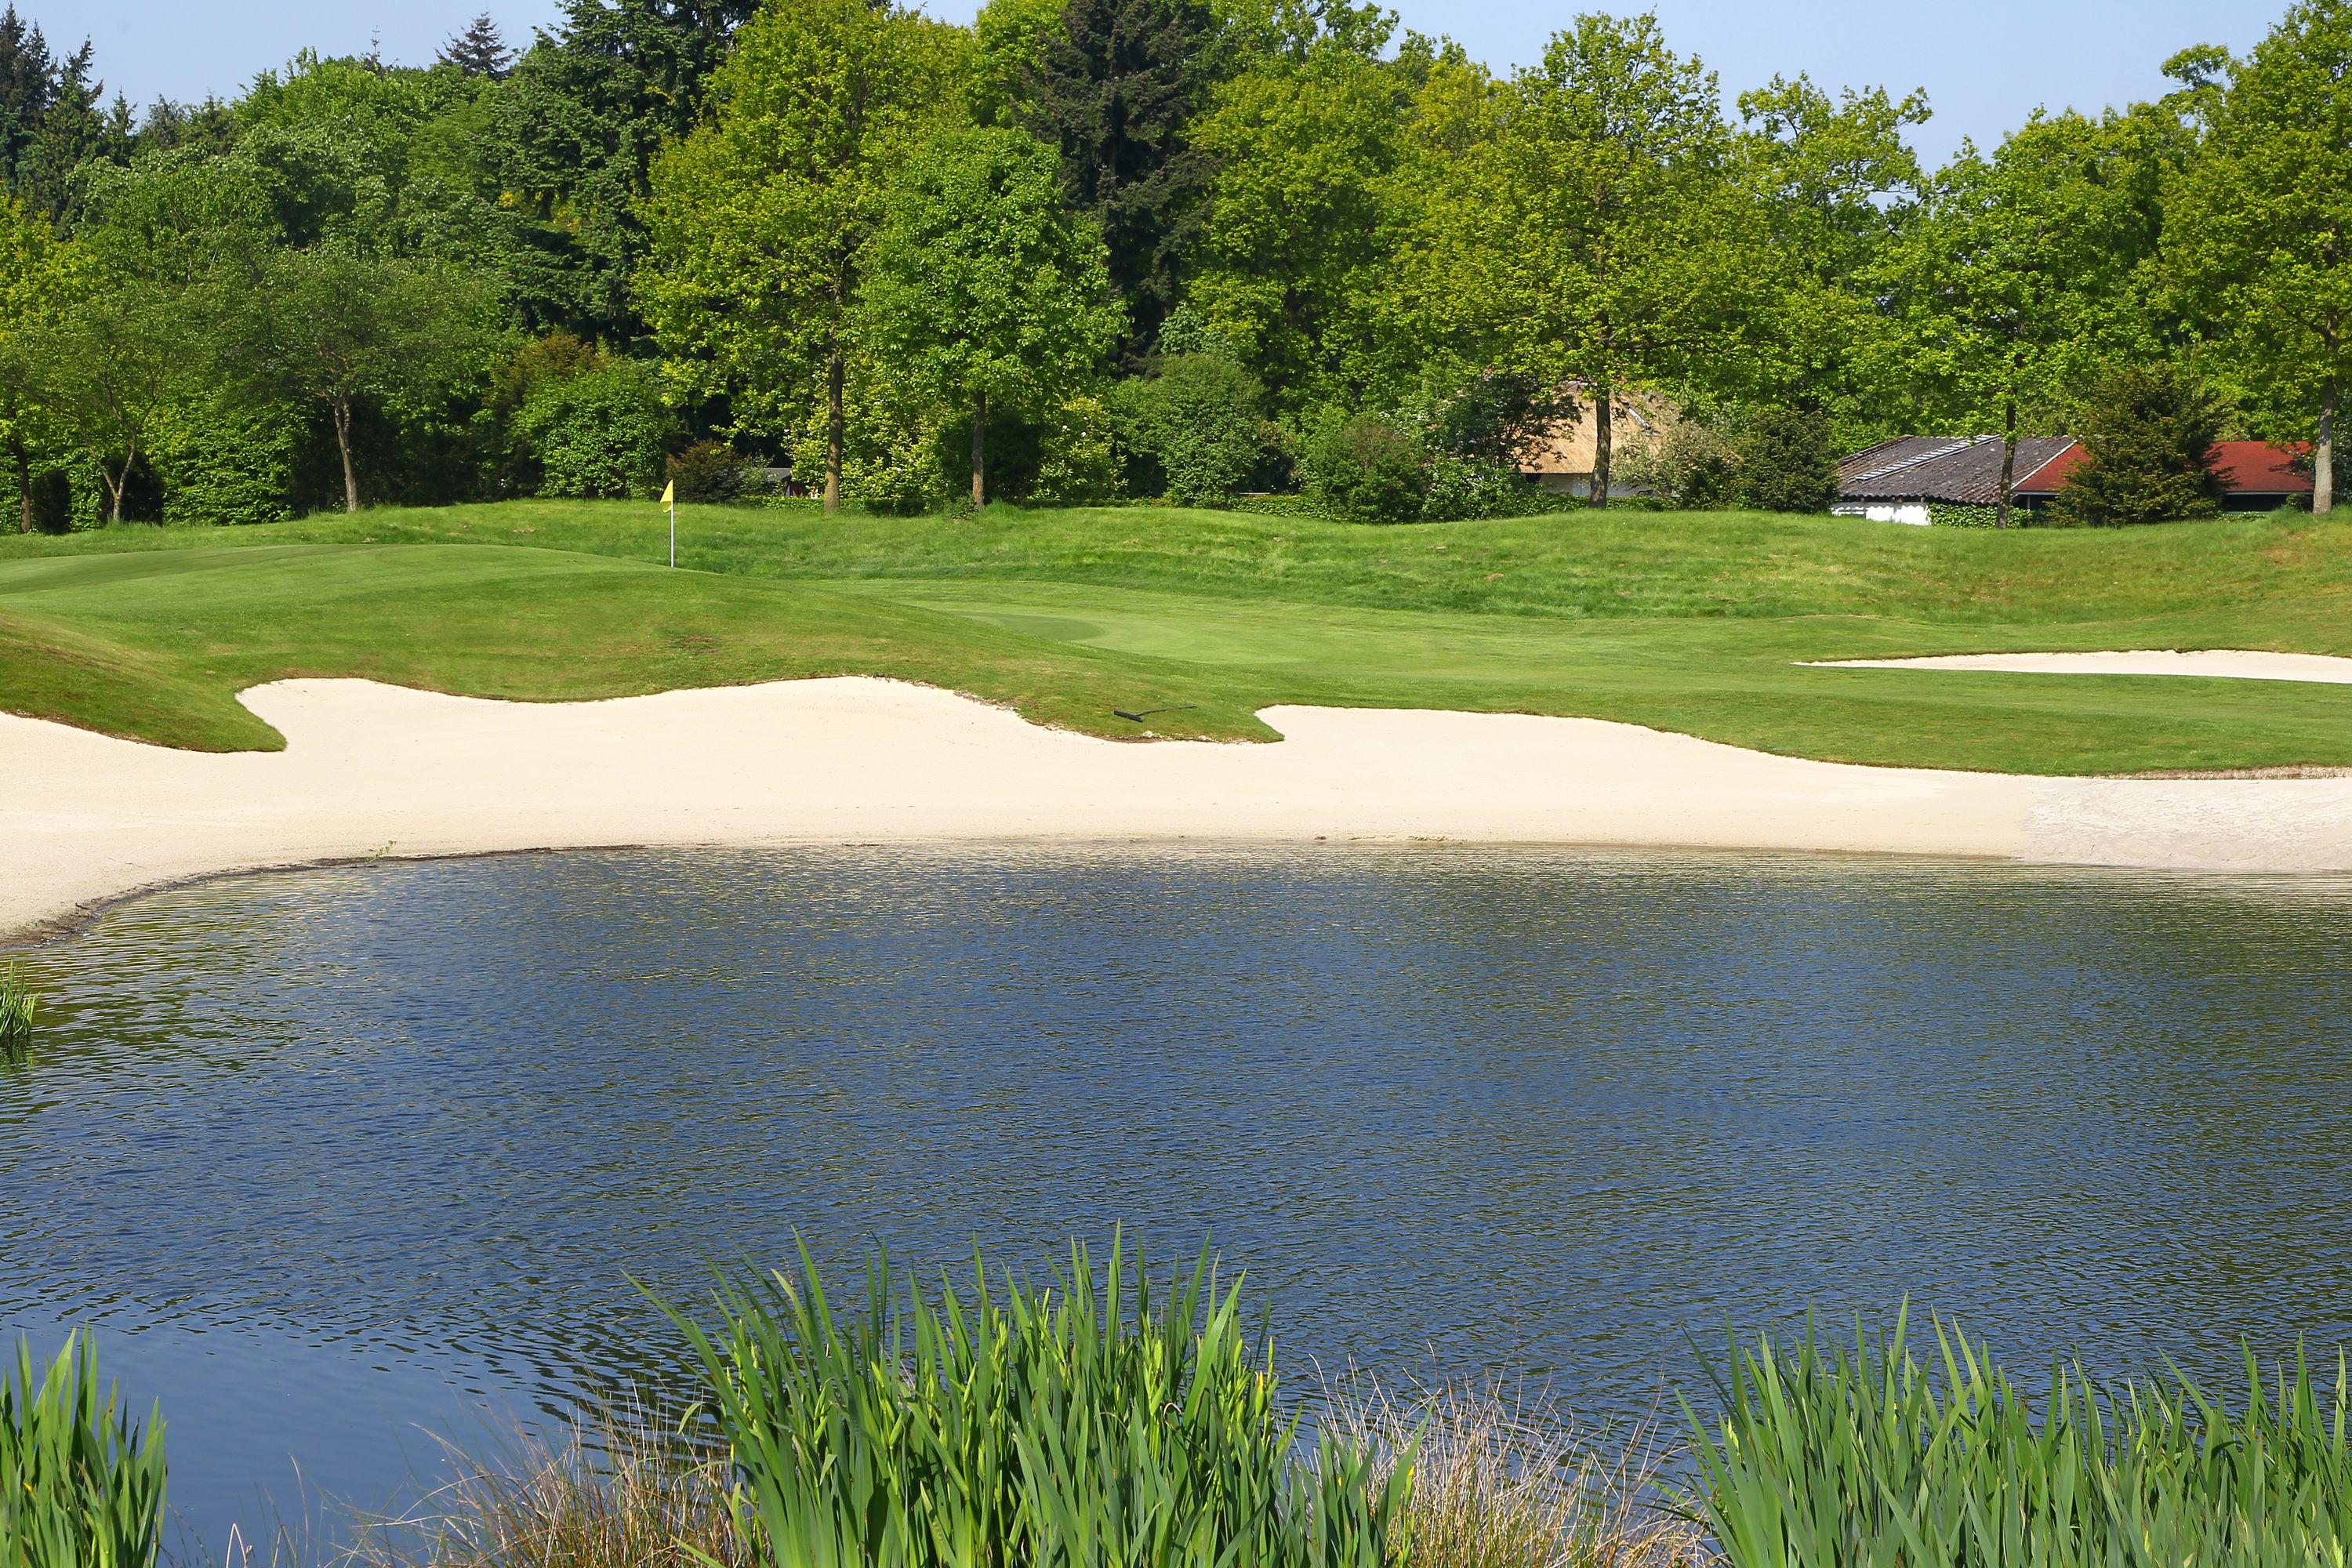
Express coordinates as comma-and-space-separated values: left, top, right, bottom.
2211, 441, 2312, 495
2012, 440, 2310, 497
2009, 444, 2085, 494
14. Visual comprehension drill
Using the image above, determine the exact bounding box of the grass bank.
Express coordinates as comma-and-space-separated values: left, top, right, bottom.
6, 502, 2352, 772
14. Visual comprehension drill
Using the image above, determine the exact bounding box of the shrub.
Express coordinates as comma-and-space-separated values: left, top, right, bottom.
667, 441, 752, 503
1616, 415, 1742, 509
666, 1239, 1413, 1568
1033, 394, 1122, 504
149, 397, 299, 526
0, 1333, 169, 1568
1298, 408, 1429, 523
1116, 354, 1269, 506
2049, 364, 2228, 526
516, 360, 674, 499
1420, 455, 1528, 521
1738, 407, 1839, 513
1684, 1312, 2352, 1568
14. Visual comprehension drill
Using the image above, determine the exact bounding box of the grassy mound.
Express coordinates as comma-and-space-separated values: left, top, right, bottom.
5, 502, 2352, 773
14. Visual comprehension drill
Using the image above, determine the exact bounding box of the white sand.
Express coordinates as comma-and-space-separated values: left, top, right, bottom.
7, 676, 2352, 942
1808, 649, 2352, 683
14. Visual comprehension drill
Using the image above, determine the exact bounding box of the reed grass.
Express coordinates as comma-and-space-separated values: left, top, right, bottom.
1681, 1308, 2352, 1568
663, 1236, 1414, 1568
0, 1332, 169, 1568
1330, 1381, 1708, 1568
339, 1408, 748, 1568
0, 966, 34, 1058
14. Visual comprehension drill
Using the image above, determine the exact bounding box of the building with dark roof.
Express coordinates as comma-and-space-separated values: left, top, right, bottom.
1832, 436, 2074, 524
2009, 441, 2312, 511
1836, 436, 2313, 524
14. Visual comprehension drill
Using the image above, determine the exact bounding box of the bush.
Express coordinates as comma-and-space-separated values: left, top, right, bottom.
1420, 454, 1528, 521
1738, 407, 1839, 513
516, 360, 674, 499
149, 397, 299, 526
667, 1240, 1412, 1568
2049, 364, 2227, 526
666, 441, 751, 503
1033, 394, 1122, 503
1616, 416, 1743, 510
1298, 408, 1429, 523
1116, 354, 1269, 506
0, 1333, 169, 1568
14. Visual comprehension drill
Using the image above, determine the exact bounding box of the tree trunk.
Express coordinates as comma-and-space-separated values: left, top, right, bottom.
1996, 397, 2018, 530
2318, 374, 2337, 517
824, 347, 844, 514
10, 433, 30, 533
971, 391, 987, 510
333, 394, 361, 514
104, 443, 136, 525
1588, 387, 1613, 509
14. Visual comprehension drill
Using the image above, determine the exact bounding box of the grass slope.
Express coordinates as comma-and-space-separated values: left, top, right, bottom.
5, 500, 2351, 774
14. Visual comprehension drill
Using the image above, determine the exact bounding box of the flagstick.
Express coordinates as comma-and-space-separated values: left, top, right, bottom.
669, 495, 676, 568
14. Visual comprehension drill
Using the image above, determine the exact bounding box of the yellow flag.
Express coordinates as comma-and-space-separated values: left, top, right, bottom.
659, 480, 675, 506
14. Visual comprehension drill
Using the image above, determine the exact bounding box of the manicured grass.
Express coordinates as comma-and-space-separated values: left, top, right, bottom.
5, 500, 2352, 772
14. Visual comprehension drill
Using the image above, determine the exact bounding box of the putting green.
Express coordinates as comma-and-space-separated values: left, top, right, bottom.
5, 502, 2352, 775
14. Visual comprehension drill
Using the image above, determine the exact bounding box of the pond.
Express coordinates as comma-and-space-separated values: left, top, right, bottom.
5, 844, 2352, 1552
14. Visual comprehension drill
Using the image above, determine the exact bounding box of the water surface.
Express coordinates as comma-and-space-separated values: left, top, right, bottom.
5, 845, 2350, 1550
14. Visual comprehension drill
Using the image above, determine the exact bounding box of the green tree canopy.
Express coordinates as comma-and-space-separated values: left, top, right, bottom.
1878, 109, 2172, 525
1418, 13, 1769, 506
637, 0, 956, 510
2166, 0, 2352, 514
858, 125, 1121, 506
229, 247, 504, 511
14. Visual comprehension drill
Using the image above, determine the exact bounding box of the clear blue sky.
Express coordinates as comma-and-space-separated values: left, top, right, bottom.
39, 0, 2285, 165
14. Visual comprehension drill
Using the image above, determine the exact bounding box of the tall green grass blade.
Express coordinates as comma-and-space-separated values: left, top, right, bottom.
655, 1235, 1409, 1568
0, 1331, 168, 1568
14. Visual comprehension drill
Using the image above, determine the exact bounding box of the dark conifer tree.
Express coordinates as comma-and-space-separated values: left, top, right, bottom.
2049, 365, 2230, 526
1024, 0, 1225, 368
439, 13, 515, 79
484, 0, 757, 339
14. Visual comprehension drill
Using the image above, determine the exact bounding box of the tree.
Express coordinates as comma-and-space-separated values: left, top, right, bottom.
485, 0, 759, 338
1185, 34, 1411, 412
234, 248, 502, 511
1440, 16, 1768, 507
40, 282, 189, 523
0, 195, 82, 530
2166, 1, 2352, 514
2047, 363, 2227, 526
1735, 74, 1929, 443
1882, 112, 2161, 526
637, 0, 955, 510
439, 15, 514, 80
1023, 0, 1225, 366
858, 126, 1120, 506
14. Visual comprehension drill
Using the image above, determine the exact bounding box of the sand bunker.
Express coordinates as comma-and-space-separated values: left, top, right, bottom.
8, 677, 2352, 942
1808, 650, 2352, 683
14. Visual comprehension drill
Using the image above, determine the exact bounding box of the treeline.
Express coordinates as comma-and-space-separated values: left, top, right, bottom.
0, 0, 2347, 529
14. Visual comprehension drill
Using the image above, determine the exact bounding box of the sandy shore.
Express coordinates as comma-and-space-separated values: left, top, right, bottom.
1809, 649, 2352, 682
8, 676, 2352, 942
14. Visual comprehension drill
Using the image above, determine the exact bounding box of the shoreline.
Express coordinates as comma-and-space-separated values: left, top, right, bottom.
8, 675, 2352, 945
